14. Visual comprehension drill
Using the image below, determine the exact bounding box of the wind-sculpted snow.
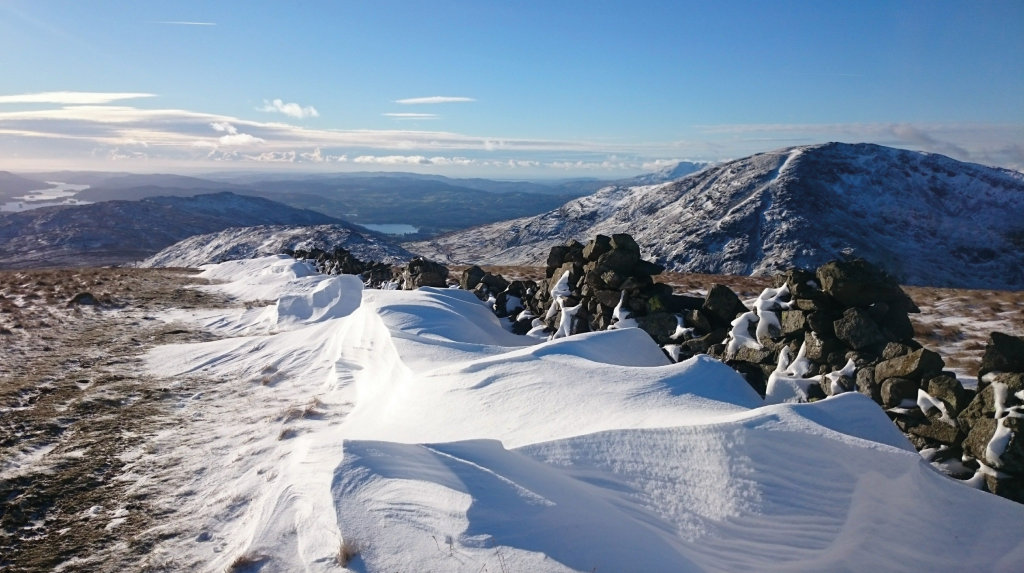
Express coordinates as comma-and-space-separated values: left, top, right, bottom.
408, 143, 1024, 289
140, 223, 411, 268
138, 257, 1024, 572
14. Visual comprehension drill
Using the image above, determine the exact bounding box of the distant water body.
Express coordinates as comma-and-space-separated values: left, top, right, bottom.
1, 182, 91, 212
361, 224, 419, 235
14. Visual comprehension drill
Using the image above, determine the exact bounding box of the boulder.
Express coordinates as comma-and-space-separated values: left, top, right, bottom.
582, 235, 612, 261
986, 475, 1024, 504
595, 249, 640, 275
856, 367, 881, 403
545, 246, 571, 275
979, 332, 1024, 378
636, 312, 679, 345
780, 310, 807, 337
804, 331, 841, 362
481, 272, 510, 292
702, 284, 747, 326
963, 417, 1024, 474
734, 345, 775, 364
833, 308, 887, 350
683, 328, 729, 353
881, 377, 919, 408
460, 265, 486, 290
926, 375, 969, 416
68, 292, 98, 305
632, 259, 665, 276
610, 233, 641, 257
882, 342, 914, 361
403, 258, 449, 289
771, 268, 820, 298
874, 348, 944, 383
685, 309, 712, 334
815, 259, 914, 308
805, 311, 837, 336
907, 414, 965, 445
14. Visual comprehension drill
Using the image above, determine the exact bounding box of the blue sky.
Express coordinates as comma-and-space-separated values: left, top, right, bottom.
1, 0, 1021, 176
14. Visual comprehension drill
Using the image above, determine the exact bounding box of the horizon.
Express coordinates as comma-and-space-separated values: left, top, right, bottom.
1, 0, 1022, 176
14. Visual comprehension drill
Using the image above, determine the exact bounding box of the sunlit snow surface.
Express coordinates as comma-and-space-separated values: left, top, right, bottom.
139, 256, 1024, 572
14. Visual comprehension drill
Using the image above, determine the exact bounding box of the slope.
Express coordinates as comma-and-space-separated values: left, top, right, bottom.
407, 143, 1024, 289
0, 192, 346, 268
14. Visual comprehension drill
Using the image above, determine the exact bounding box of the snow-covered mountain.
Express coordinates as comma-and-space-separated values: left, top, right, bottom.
141, 224, 412, 268
407, 143, 1024, 289
623, 160, 711, 186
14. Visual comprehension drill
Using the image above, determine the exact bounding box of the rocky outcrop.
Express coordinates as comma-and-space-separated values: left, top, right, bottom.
292, 245, 400, 288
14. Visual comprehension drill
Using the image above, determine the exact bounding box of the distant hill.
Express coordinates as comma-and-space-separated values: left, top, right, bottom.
141, 224, 412, 268
0, 192, 348, 269
406, 143, 1024, 289
0, 171, 55, 201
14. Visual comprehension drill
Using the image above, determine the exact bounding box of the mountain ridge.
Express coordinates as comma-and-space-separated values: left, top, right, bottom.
406, 143, 1024, 289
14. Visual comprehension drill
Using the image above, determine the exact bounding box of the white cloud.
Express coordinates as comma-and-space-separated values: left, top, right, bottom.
258, 99, 319, 119
208, 122, 264, 146
0, 92, 156, 105
395, 96, 475, 105
383, 113, 439, 119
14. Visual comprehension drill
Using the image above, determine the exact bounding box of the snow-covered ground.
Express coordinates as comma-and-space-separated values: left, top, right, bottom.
128, 256, 1024, 572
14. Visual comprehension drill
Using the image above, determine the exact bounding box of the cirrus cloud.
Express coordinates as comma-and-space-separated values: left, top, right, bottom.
0, 92, 156, 105
395, 96, 475, 105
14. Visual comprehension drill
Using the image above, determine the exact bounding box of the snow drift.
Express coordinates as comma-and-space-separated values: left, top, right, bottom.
134, 256, 1024, 572
407, 143, 1024, 289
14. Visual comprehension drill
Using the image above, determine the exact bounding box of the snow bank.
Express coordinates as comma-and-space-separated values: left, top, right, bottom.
136, 256, 1024, 572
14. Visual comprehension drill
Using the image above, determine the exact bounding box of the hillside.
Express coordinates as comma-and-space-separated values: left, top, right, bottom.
0, 171, 55, 201
407, 143, 1024, 289
141, 224, 411, 268
0, 192, 345, 268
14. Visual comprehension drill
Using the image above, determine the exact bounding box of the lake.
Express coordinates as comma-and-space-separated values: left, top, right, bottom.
1, 182, 92, 212
361, 224, 419, 235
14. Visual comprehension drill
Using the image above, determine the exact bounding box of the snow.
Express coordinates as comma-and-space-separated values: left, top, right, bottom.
725, 311, 760, 357
133, 256, 1024, 572
764, 344, 824, 405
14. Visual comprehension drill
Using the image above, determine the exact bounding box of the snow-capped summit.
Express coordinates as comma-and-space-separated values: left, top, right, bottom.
407, 143, 1024, 289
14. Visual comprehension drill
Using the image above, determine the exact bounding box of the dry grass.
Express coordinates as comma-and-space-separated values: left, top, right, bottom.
228, 553, 268, 572
337, 537, 362, 567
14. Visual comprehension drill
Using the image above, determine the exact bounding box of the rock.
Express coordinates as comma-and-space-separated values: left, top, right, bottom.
635, 312, 679, 345
582, 235, 612, 261
881, 377, 919, 408
960, 374, 1024, 426
833, 308, 887, 350
480, 272, 510, 292
632, 259, 665, 276
815, 259, 915, 308
882, 342, 914, 361
907, 413, 965, 445
780, 310, 807, 337
795, 297, 833, 313
771, 268, 820, 298
668, 295, 704, 313
595, 249, 640, 275
964, 417, 1024, 474
610, 233, 641, 257
979, 332, 1024, 378
729, 361, 767, 397
804, 331, 841, 361
620, 275, 654, 292
734, 345, 775, 364
874, 348, 944, 383
599, 269, 627, 289
702, 284, 747, 326
926, 375, 968, 416
805, 311, 837, 336
68, 292, 98, 305
683, 328, 729, 353
545, 246, 571, 277
876, 308, 916, 342
985, 474, 1024, 504
593, 289, 622, 308
403, 257, 450, 289
685, 309, 712, 334
822, 375, 855, 397
857, 367, 881, 403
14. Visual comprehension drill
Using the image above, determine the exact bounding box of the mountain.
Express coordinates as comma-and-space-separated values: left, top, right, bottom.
406, 143, 1024, 289
0, 171, 55, 201
621, 161, 710, 186
0, 192, 347, 269
141, 224, 412, 268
